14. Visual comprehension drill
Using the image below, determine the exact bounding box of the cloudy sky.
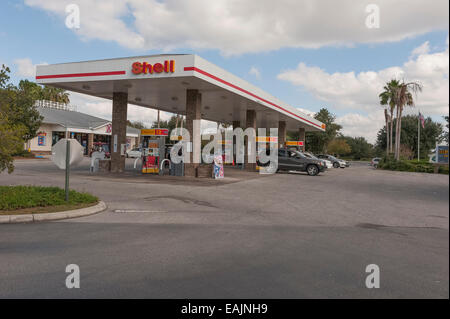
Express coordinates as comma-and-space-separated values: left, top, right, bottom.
1, 0, 448, 143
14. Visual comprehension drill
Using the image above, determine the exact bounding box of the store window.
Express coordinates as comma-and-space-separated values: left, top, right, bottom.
52, 131, 65, 145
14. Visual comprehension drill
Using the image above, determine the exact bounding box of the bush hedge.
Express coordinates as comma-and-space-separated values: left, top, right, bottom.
378, 156, 448, 174
12, 150, 35, 158
0, 186, 98, 211
438, 165, 449, 174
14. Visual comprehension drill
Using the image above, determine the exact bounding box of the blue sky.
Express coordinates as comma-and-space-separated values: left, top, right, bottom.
1, 0, 448, 142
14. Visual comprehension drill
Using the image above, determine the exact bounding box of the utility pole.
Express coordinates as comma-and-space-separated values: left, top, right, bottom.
157, 109, 160, 128
65, 123, 70, 201
65, 138, 70, 201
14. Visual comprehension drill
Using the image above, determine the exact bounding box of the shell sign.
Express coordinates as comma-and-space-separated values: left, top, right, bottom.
132, 60, 175, 75
286, 141, 304, 146
140, 128, 169, 136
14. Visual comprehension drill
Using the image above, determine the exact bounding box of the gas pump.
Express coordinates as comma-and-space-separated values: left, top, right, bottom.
140, 128, 169, 174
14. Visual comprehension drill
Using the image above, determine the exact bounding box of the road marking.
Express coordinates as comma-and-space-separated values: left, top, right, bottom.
113, 209, 168, 213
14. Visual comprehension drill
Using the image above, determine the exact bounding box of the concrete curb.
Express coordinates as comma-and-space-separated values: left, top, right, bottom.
0, 201, 107, 224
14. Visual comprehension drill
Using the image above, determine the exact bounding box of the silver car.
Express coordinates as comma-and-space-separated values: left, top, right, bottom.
126, 148, 142, 158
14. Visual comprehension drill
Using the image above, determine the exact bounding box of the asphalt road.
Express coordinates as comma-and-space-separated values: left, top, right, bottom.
0, 159, 448, 298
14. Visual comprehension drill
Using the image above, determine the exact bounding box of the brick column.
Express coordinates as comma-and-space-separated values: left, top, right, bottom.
185, 89, 201, 177
279, 121, 286, 148
232, 120, 241, 165
87, 133, 94, 156
111, 92, 128, 173
268, 122, 278, 149
244, 110, 257, 171
258, 127, 267, 151
299, 127, 306, 151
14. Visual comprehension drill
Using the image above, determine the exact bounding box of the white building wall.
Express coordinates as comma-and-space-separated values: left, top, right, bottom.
28, 122, 139, 153
28, 124, 55, 152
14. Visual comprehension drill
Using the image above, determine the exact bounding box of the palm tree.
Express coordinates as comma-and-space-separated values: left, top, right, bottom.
40, 86, 70, 104
392, 81, 423, 160
379, 79, 400, 154
383, 108, 389, 155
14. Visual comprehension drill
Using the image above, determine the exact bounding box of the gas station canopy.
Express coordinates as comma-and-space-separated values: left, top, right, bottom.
36, 54, 325, 132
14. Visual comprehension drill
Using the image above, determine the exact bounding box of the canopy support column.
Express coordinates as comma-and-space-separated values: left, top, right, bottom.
279, 121, 286, 149
299, 127, 306, 151
111, 92, 128, 173
245, 110, 257, 172
185, 89, 201, 177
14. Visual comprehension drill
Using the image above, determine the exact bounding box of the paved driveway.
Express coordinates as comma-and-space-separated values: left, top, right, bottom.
0, 159, 448, 298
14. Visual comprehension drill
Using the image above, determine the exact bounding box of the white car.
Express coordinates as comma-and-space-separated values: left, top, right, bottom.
303, 152, 333, 168
371, 157, 381, 167
317, 154, 348, 168
126, 148, 142, 158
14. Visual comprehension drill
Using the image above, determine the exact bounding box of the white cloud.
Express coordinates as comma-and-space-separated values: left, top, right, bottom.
297, 107, 316, 117
411, 41, 430, 57
336, 111, 385, 143
25, 0, 145, 50
278, 38, 449, 143
24, 0, 448, 55
14, 58, 47, 78
249, 66, 261, 79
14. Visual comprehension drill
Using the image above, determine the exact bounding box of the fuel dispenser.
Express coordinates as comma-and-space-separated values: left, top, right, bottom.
140, 128, 169, 174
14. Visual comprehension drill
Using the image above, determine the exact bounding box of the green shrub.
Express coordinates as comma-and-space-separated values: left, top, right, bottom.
0, 186, 98, 211
378, 157, 447, 174
438, 165, 449, 175
12, 150, 35, 158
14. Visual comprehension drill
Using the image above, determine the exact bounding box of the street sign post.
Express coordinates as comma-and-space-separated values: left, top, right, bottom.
65, 139, 70, 201
51, 139, 84, 201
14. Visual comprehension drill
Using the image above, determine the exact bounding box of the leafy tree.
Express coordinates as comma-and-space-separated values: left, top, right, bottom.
152, 115, 185, 133
441, 115, 449, 145
376, 115, 443, 159
0, 112, 26, 173
3, 85, 43, 142
300, 108, 342, 153
40, 85, 70, 104
343, 136, 374, 160
0, 65, 30, 173
126, 120, 147, 129
399, 144, 414, 160
327, 139, 351, 156
17, 80, 43, 101
18, 80, 70, 104
0, 65, 71, 173
0, 65, 12, 88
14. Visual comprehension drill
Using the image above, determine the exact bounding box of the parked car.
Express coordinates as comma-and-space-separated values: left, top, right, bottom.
371, 157, 381, 168
316, 154, 348, 168
257, 148, 327, 176
302, 151, 333, 169
126, 148, 142, 158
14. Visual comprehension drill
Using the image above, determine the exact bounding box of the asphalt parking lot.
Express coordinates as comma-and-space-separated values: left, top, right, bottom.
0, 158, 448, 298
